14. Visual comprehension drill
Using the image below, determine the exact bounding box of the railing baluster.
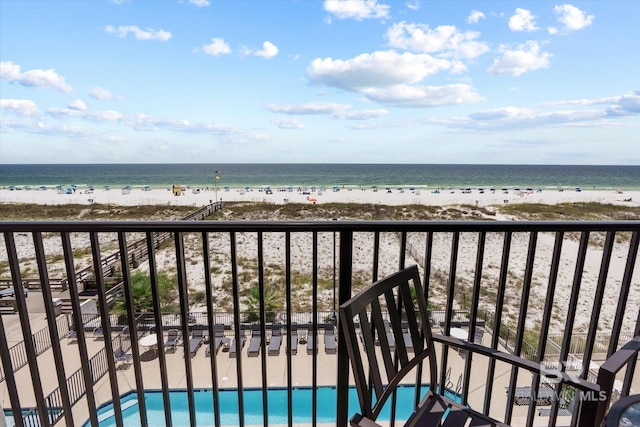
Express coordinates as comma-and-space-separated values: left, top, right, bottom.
4, 232, 50, 427
61, 231, 99, 427
146, 231, 172, 427
372, 231, 380, 282
439, 231, 460, 395
118, 232, 148, 427
312, 231, 319, 427
461, 231, 486, 407
505, 231, 538, 425
202, 231, 222, 427
230, 231, 245, 427
285, 231, 293, 427
0, 236, 24, 427
90, 232, 124, 427
258, 231, 269, 426
174, 231, 197, 427
486, 231, 511, 416
608, 231, 639, 356
336, 229, 353, 427
555, 231, 589, 427
582, 232, 615, 372
33, 230, 74, 427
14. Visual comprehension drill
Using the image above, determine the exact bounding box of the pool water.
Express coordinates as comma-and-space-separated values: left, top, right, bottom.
92, 385, 461, 426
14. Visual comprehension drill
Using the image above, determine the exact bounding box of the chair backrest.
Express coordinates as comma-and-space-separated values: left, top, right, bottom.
339, 265, 437, 422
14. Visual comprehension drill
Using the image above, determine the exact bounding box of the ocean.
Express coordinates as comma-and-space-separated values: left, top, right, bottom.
0, 164, 638, 191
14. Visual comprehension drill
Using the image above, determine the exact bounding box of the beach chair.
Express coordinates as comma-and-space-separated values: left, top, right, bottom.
268, 324, 282, 356
229, 332, 246, 358
306, 325, 317, 355
383, 320, 395, 351
323, 324, 336, 354
400, 321, 413, 352
474, 327, 485, 345
164, 329, 181, 352
188, 329, 204, 357
287, 323, 298, 355
67, 328, 77, 344
206, 324, 227, 356
93, 327, 104, 341
339, 266, 598, 427
114, 347, 133, 367
247, 325, 261, 357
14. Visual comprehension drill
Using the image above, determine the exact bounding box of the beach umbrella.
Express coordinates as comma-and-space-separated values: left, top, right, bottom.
308, 197, 318, 202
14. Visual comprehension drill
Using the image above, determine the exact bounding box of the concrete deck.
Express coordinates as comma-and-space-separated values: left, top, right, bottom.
1, 291, 636, 426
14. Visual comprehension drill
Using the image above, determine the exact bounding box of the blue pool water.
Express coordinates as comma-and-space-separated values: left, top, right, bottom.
90, 386, 461, 426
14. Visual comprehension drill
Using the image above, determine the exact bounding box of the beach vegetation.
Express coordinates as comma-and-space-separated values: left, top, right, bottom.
189, 289, 206, 305
111, 270, 178, 314
0, 203, 195, 220
241, 285, 280, 322
498, 202, 640, 221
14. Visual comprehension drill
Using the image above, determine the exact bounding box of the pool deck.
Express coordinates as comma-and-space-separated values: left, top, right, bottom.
1, 291, 634, 426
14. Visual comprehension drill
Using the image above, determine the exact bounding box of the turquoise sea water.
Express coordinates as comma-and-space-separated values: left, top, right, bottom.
1, 164, 639, 191
89, 385, 458, 426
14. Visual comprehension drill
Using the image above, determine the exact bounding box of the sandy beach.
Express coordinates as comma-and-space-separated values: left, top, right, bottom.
1, 185, 638, 336
1, 185, 639, 209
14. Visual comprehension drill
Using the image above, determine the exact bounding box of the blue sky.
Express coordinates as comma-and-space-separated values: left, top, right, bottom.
0, 0, 638, 164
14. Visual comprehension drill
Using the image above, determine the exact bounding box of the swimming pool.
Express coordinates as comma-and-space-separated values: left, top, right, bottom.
90, 385, 461, 426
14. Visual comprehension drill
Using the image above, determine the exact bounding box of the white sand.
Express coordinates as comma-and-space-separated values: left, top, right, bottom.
1, 186, 639, 208
1, 186, 638, 339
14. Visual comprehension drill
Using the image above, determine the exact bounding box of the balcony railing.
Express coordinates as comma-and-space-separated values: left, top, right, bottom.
0, 220, 638, 427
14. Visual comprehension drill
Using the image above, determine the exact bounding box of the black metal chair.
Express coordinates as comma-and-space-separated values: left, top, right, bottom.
339, 265, 602, 427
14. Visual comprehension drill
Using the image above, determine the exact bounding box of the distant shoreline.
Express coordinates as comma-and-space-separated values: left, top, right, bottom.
1, 186, 638, 209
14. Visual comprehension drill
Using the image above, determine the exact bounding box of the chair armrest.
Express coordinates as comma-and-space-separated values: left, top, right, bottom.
350, 414, 383, 427
596, 335, 640, 423
432, 334, 600, 393
598, 335, 640, 387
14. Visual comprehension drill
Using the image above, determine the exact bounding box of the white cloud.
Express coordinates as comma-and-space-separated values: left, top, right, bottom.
188, 0, 210, 6
271, 118, 304, 129
267, 102, 351, 115
548, 26, 559, 35
386, 22, 489, 59
553, 4, 594, 32
0, 99, 40, 116
508, 8, 538, 32
542, 91, 640, 117
105, 25, 172, 41
308, 50, 456, 92
307, 50, 483, 107
0, 61, 73, 92
363, 83, 483, 108
200, 38, 232, 56
333, 109, 389, 119
68, 99, 87, 111
488, 41, 551, 76
48, 107, 124, 122
268, 102, 389, 120
425, 91, 640, 131
254, 41, 279, 59
323, 0, 390, 21
467, 10, 485, 24
406, 1, 420, 11
89, 87, 115, 100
